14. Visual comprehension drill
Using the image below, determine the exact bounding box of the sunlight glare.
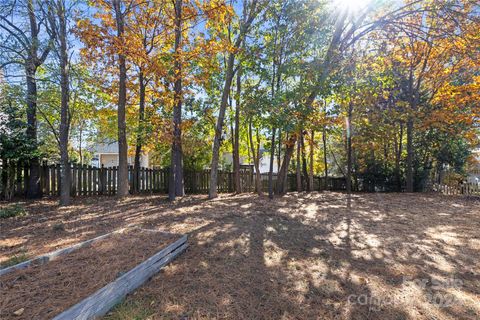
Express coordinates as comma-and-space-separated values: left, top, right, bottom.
333, 0, 371, 12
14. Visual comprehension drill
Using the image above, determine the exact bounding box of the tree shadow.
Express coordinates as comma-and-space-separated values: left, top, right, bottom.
1, 192, 479, 319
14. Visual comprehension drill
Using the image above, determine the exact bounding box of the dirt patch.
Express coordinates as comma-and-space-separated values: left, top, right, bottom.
1, 192, 480, 319
0, 228, 177, 320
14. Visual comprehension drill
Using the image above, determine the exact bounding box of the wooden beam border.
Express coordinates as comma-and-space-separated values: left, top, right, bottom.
0, 231, 114, 276
52, 234, 187, 320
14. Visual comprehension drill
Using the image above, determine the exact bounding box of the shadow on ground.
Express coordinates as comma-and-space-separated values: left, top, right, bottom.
1, 192, 479, 319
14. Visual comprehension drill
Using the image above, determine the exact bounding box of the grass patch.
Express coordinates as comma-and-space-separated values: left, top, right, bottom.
1, 252, 29, 268
104, 299, 155, 320
0, 204, 27, 219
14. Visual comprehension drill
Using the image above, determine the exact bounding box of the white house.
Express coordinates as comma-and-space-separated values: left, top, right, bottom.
467, 148, 480, 184
91, 142, 150, 168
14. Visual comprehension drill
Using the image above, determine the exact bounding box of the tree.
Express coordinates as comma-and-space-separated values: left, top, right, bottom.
125, 0, 169, 194
380, 0, 479, 191
77, 0, 137, 198
0, 0, 54, 198
208, 0, 262, 199
112, 0, 130, 197
169, 0, 185, 200
46, 0, 73, 205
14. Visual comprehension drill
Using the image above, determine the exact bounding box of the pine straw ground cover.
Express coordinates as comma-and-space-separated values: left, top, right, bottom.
0, 229, 176, 319
1, 192, 480, 319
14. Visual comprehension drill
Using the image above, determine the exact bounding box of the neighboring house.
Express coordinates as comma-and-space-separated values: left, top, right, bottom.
222, 149, 280, 173
467, 148, 480, 184
91, 142, 150, 168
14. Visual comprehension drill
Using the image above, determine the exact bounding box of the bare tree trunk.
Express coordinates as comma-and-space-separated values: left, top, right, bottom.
277, 129, 282, 172
209, 0, 259, 199
209, 52, 235, 199
25, 65, 40, 198
394, 122, 403, 192
406, 117, 414, 192
296, 132, 302, 193
346, 103, 353, 194
169, 0, 185, 200
405, 63, 420, 193
113, 0, 129, 197
25, 0, 41, 198
309, 130, 314, 192
268, 127, 276, 199
322, 130, 328, 181
134, 70, 146, 193
56, 0, 71, 206
248, 120, 262, 195
276, 135, 296, 194
233, 69, 241, 193
301, 132, 309, 192
78, 126, 83, 165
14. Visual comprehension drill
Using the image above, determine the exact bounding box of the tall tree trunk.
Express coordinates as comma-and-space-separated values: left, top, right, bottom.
406, 117, 414, 192
268, 12, 281, 199
248, 120, 262, 195
25, 65, 40, 198
322, 123, 328, 180
276, 135, 296, 194
134, 70, 146, 193
209, 0, 259, 199
268, 127, 276, 199
24, 0, 45, 198
405, 63, 419, 193
309, 130, 314, 192
277, 129, 282, 172
57, 0, 70, 206
209, 52, 235, 199
346, 104, 353, 194
170, 0, 184, 200
233, 69, 241, 193
296, 132, 302, 193
301, 132, 309, 192
78, 126, 83, 165
394, 122, 403, 192
113, 0, 129, 197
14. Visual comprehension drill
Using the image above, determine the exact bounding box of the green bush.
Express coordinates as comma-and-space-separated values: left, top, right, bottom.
0, 204, 27, 219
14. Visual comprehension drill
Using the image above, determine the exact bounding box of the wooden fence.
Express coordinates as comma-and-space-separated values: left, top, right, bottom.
0, 161, 347, 199
432, 183, 480, 196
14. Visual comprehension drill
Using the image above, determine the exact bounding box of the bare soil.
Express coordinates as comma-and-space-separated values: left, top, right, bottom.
1, 192, 479, 319
0, 228, 176, 320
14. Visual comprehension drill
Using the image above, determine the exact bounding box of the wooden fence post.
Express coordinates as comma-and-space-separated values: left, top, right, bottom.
56, 163, 61, 196
16, 161, 23, 196
128, 165, 133, 194
99, 164, 104, 195
71, 163, 77, 196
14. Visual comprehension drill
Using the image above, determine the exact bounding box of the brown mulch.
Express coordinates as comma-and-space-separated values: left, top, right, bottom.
1, 192, 480, 319
0, 228, 177, 320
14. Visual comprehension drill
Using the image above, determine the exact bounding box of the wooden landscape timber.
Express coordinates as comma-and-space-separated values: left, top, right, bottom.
0, 228, 187, 319
52, 234, 188, 320
0, 231, 114, 277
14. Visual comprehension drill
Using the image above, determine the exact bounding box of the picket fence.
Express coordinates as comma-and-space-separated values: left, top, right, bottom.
432, 182, 480, 196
